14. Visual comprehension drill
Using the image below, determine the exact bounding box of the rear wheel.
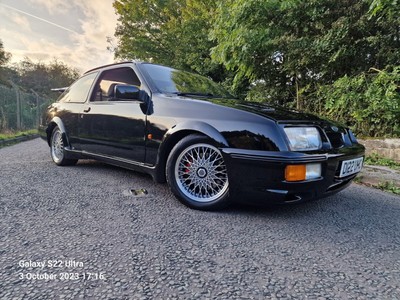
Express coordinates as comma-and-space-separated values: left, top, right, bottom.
50, 126, 78, 166
166, 134, 230, 210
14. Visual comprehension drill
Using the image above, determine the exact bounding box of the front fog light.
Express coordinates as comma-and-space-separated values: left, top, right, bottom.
306, 163, 321, 180
285, 163, 321, 182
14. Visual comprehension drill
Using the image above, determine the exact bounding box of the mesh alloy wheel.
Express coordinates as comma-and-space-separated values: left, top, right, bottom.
50, 126, 77, 166
51, 127, 65, 164
174, 143, 229, 203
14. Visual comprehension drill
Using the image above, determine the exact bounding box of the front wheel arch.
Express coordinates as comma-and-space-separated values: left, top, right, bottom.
154, 123, 230, 183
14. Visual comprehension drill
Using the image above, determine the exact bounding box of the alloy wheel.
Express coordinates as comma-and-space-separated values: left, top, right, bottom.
174, 143, 229, 203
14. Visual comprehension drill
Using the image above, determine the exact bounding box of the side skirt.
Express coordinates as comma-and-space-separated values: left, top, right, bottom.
65, 148, 158, 180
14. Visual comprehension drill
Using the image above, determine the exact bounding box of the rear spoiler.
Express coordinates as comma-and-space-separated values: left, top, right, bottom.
51, 87, 68, 93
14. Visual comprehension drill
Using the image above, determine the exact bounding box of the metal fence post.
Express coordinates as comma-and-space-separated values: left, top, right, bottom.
1, 83, 51, 132
9, 81, 21, 130
31, 89, 40, 128
9, 80, 21, 130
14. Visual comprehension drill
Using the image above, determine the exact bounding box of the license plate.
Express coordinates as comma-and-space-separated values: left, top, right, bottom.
339, 157, 364, 178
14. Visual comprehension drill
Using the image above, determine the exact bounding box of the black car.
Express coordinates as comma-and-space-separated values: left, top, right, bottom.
39, 62, 365, 210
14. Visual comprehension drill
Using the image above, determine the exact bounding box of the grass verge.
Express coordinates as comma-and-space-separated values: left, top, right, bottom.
377, 181, 400, 195
364, 153, 400, 170
0, 129, 38, 141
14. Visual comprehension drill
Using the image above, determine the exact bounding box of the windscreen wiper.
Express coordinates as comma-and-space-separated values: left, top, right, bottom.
174, 92, 215, 98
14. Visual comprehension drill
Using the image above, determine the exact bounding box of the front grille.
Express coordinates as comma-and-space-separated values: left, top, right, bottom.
326, 132, 344, 148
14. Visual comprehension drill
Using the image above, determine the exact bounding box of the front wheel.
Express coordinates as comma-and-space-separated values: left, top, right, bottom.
50, 126, 78, 166
166, 135, 230, 210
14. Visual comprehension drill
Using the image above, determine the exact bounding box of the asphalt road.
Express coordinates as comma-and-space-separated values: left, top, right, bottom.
1, 138, 399, 299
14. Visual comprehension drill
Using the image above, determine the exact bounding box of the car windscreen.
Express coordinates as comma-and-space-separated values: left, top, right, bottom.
140, 63, 232, 98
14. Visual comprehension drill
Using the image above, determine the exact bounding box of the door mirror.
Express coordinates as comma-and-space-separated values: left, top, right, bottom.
114, 85, 141, 101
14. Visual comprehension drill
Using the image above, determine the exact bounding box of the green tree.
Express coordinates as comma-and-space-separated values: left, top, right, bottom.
369, 0, 399, 17
113, 0, 230, 81
0, 39, 11, 66
316, 67, 400, 137
113, 0, 183, 64
0, 40, 12, 85
211, 0, 400, 107
12, 58, 79, 98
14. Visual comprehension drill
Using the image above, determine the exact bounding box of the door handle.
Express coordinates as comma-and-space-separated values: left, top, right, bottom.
83, 107, 91, 113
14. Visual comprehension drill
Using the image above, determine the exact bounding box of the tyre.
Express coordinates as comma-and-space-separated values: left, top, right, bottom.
166, 134, 230, 210
50, 126, 78, 166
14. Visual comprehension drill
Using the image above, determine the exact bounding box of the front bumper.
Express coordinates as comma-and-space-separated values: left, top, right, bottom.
221, 143, 365, 205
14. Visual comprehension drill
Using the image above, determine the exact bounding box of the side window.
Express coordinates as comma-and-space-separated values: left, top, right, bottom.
91, 67, 141, 102
58, 72, 98, 103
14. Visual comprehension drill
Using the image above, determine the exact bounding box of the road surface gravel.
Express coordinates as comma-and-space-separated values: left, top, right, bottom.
1, 139, 399, 299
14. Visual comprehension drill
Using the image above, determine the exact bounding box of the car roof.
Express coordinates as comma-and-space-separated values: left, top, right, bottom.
83, 60, 144, 74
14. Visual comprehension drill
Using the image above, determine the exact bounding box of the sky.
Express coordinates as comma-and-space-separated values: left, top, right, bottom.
0, 0, 118, 73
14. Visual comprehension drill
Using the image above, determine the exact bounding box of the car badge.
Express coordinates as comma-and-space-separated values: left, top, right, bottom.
331, 126, 339, 132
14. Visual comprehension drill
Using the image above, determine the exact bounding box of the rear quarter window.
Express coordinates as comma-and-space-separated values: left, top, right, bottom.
58, 72, 98, 103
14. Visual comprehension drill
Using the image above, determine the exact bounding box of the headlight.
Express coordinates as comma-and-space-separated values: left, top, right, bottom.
284, 127, 322, 151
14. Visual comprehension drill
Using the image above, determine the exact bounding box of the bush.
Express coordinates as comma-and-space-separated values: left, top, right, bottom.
311, 66, 400, 137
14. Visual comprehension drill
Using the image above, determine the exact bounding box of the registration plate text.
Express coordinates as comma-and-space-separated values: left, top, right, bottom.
339, 157, 363, 178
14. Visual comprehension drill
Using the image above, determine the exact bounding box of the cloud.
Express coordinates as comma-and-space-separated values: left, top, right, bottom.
10, 12, 32, 31
0, 3, 78, 34
29, 0, 72, 15
2, 0, 118, 73
68, 1, 118, 71
29, 0, 118, 48
0, 27, 73, 63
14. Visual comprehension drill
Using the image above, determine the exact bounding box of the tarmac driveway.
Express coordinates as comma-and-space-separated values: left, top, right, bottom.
1, 139, 399, 299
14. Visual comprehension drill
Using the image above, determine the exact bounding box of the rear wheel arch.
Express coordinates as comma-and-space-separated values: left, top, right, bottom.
46, 122, 57, 146
46, 117, 69, 147
50, 125, 78, 166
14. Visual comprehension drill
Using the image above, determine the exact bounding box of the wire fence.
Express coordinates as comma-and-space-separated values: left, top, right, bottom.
0, 83, 52, 132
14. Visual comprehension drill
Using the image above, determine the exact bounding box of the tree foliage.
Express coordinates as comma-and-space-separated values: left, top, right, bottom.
369, 0, 400, 17
0, 39, 12, 85
112, 0, 399, 137
0, 55, 80, 132
113, 0, 183, 63
113, 0, 233, 83
0, 40, 11, 66
211, 0, 400, 107
0, 40, 79, 98
8, 58, 79, 98
315, 67, 400, 137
